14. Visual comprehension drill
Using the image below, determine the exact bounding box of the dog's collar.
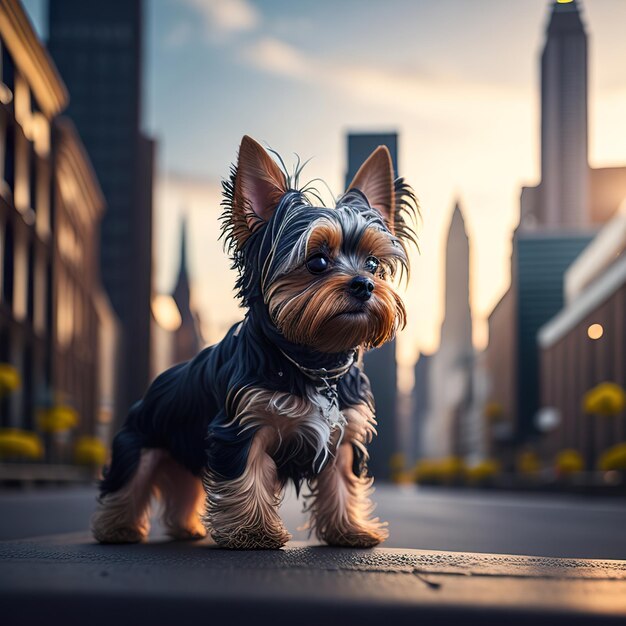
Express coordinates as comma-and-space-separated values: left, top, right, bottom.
278, 347, 356, 384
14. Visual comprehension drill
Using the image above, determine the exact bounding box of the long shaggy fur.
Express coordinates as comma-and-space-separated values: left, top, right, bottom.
94, 136, 417, 549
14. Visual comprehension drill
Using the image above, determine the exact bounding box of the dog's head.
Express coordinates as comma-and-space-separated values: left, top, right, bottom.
221, 135, 417, 354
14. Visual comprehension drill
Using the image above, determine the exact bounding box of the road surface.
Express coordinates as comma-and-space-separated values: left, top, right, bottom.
1, 483, 624, 560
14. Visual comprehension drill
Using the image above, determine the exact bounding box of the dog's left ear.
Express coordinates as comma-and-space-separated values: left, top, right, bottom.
232, 135, 288, 246
346, 145, 395, 232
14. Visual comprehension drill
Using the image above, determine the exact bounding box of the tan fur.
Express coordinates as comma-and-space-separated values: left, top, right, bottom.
307, 442, 388, 548
92, 449, 206, 544
348, 145, 395, 231
153, 454, 206, 540
305, 221, 343, 257
203, 428, 291, 549
92, 449, 163, 543
268, 267, 405, 353
232, 135, 287, 247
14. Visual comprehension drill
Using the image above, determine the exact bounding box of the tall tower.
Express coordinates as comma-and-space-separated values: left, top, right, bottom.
441, 204, 472, 351
48, 1, 154, 423
421, 202, 473, 458
540, 0, 588, 228
345, 132, 398, 480
171, 218, 201, 364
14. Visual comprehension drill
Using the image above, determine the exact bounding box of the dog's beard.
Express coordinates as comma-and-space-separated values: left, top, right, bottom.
267, 271, 406, 353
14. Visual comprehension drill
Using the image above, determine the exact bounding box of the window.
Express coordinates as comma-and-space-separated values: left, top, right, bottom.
2, 220, 13, 305
12, 230, 27, 321
4, 120, 14, 191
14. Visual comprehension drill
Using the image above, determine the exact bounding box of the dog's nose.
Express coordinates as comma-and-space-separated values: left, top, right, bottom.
349, 276, 374, 301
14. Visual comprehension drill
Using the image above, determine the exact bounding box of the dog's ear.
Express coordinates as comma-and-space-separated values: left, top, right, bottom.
233, 135, 287, 244
346, 146, 395, 232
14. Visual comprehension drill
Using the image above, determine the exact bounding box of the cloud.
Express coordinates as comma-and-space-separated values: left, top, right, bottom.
239, 36, 528, 121
240, 37, 308, 76
179, 0, 261, 39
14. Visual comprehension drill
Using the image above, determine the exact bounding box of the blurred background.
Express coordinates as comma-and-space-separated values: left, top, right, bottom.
0, 0, 625, 557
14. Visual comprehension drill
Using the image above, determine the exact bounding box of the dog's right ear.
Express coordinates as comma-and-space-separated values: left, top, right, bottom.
231, 135, 287, 247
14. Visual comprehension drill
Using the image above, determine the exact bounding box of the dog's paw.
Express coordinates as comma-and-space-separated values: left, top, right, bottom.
321, 521, 389, 548
212, 524, 291, 550
166, 524, 207, 541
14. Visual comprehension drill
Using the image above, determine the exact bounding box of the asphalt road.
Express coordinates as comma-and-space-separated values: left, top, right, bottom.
1, 483, 625, 560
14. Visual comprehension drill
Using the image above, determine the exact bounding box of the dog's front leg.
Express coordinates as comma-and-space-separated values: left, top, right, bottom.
309, 441, 388, 547
204, 428, 291, 549
308, 399, 389, 549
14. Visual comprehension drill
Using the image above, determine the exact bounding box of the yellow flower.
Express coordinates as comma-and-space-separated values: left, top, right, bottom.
484, 401, 504, 420
389, 452, 406, 471
555, 449, 583, 474
37, 405, 78, 433
74, 436, 107, 466
465, 459, 500, 483
0, 363, 21, 395
583, 383, 626, 416
517, 451, 540, 475
598, 442, 626, 471
0, 428, 43, 459
414, 457, 465, 484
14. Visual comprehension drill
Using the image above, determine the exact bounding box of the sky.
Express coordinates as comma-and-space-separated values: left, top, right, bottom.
23, 0, 626, 388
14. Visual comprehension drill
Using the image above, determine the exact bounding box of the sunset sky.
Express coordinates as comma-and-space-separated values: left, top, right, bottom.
24, 0, 626, 385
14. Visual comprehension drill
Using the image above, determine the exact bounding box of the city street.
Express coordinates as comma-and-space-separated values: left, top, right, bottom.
2, 483, 625, 560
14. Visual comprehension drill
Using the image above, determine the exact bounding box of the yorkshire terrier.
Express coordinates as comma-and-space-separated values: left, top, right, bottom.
92, 135, 417, 549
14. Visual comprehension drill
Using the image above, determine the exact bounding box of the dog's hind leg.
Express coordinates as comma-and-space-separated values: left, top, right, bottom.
92, 445, 162, 544
154, 454, 206, 541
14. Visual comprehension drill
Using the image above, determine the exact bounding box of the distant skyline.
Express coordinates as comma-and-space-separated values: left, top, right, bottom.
22, 0, 626, 388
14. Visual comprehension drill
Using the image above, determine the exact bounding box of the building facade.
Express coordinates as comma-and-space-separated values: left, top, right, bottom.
0, 0, 116, 442
538, 209, 626, 464
486, 232, 592, 445
345, 132, 398, 479
48, 0, 154, 424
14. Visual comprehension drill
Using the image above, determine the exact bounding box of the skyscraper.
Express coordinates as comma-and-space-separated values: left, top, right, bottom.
48, 1, 154, 423
420, 203, 474, 458
345, 132, 398, 479
521, 0, 626, 229
171, 218, 202, 365
540, 0, 588, 228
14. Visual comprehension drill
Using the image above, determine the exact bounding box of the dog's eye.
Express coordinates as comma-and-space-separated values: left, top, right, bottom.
306, 253, 330, 274
364, 256, 379, 274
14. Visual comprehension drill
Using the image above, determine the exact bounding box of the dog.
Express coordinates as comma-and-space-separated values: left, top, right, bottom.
92, 135, 417, 549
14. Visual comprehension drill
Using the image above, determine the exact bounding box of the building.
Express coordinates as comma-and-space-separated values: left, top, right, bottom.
538, 207, 626, 464
486, 232, 592, 445
52, 118, 118, 439
48, 0, 154, 425
521, 0, 626, 230
0, 0, 116, 443
150, 218, 203, 375
170, 218, 202, 365
409, 353, 431, 463
420, 203, 475, 459
345, 132, 398, 479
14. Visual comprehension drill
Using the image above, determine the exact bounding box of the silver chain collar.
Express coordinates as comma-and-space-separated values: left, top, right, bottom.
278, 348, 356, 428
